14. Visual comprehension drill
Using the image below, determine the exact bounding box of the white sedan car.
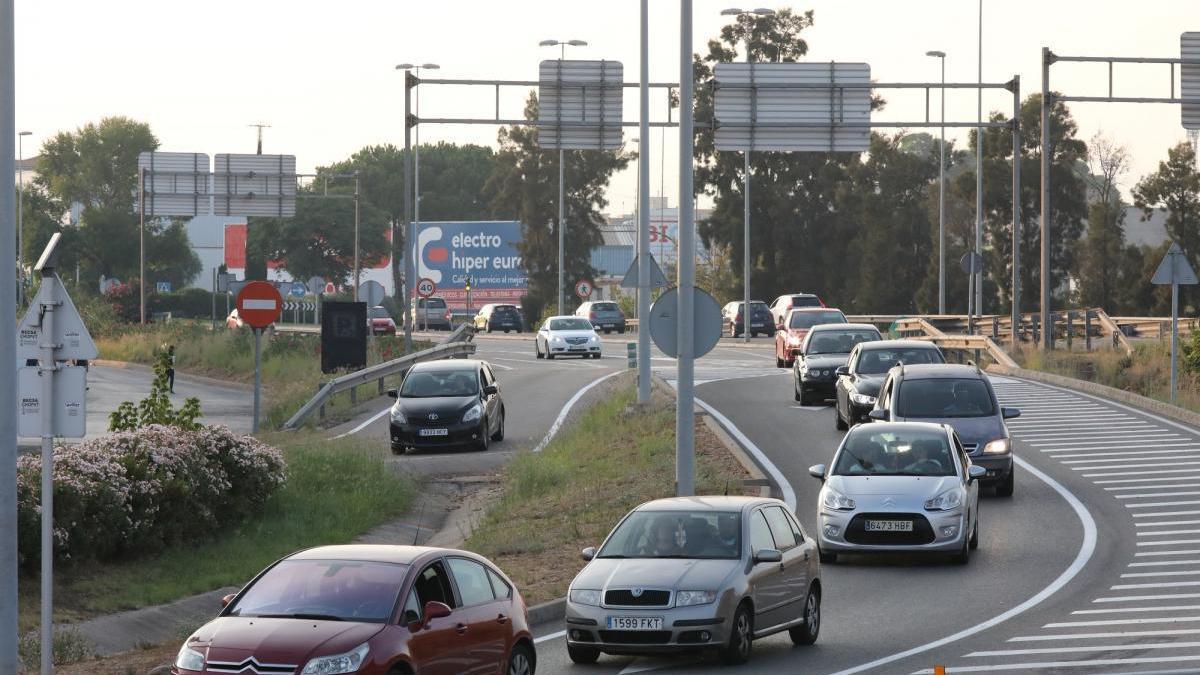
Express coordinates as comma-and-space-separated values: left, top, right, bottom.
536, 316, 603, 359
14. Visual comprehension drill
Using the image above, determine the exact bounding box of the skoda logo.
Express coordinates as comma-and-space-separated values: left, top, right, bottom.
882, 497, 896, 507
631, 588, 644, 598
427, 413, 439, 421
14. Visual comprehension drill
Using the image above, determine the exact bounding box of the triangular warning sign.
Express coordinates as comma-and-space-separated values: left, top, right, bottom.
1151, 243, 1199, 286
620, 254, 670, 289
17, 277, 99, 362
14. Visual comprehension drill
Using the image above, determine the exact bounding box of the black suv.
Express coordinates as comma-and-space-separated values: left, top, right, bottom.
869, 363, 1020, 496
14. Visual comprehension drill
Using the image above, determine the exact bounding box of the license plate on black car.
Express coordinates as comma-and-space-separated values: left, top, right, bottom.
419, 428, 449, 437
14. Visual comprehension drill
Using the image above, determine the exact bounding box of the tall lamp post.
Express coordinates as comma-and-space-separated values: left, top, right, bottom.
539, 38, 588, 315
16, 130, 29, 305
721, 7, 774, 343
974, 0, 984, 325
926, 52, 946, 315
396, 62, 439, 327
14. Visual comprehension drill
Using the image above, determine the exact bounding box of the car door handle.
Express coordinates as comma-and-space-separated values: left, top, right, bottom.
803, 551, 810, 562
456, 622, 468, 635
496, 613, 509, 625
778, 562, 786, 572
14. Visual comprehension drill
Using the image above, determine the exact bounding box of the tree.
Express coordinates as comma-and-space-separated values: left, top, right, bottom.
1133, 142, 1200, 264
487, 93, 631, 312
1077, 133, 1130, 310
32, 117, 200, 290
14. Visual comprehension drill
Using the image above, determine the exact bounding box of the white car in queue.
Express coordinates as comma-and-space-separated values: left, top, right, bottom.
535, 315, 603, 359
808, 421, 986, 565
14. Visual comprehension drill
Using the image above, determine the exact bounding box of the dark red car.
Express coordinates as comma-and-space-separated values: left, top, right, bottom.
172, 545, 535, 675
774, 307, 847, 368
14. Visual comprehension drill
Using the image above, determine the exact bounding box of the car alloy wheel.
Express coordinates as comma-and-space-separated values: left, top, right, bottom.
477, 420, 490, 452
790, 586, 821, 645
507, 644, 534, 675
720, 603, 753, 664
491, 409, 505, 441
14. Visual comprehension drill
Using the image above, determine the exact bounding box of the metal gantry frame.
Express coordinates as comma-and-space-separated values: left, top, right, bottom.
1040, 48, 1200, 349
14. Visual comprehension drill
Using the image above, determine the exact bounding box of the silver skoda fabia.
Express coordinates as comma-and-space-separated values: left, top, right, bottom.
564, 496, 822, 666
809, 421, 986, 564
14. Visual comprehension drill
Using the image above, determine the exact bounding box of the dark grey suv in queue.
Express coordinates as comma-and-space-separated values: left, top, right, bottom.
869, 364, 1020, 496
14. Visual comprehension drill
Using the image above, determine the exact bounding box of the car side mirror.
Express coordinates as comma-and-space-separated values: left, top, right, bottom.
753, 548, 783, 564
776, 323, 785, 331
1002, 407, 1021, 420
967, 465, 987, 481
387, 389, 398, 398
221, 593, 236, 608
483, 384, 499, 396
868, 409, 888, 422
835, 366, 849, 377
422, 601, 452, 629
581, 546, 597, 561
808, 464, 826, 481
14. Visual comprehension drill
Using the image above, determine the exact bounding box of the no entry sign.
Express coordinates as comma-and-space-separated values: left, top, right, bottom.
236, 281, 283, 329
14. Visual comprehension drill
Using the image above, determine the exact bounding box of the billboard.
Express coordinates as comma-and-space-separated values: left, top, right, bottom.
415, 221, 527, 308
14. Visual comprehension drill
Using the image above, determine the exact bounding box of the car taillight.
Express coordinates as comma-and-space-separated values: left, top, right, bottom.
589, 312, 597, 320
818, 296, 826, 307
445, 310, 452, 320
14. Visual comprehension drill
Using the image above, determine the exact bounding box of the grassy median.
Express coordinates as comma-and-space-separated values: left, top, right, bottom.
465, 374, 754, 605
19, 434, 414, 634
1016, 341, 1200, 412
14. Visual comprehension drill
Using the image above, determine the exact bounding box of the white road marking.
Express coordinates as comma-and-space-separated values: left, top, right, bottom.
1074, 605, 1200, 614
1097, 593, 1200, 602
1135, 539, 1200, 547
791, 405, 833, 411
1112, 580, 1200, 589
1135, 549, 1200, 556
1121, 569, 1200, 576
1134, 510, 1200, 518
532, 370, 622, 453
912, 654, 1200, 673
1045, 616, 1200, 627
488, 362, 514, 371
533, 630, 565, 644
1080, 461, 1200, 472
1128, 501, 1200, 509
1009, 628, 1200, 641
694, 397, 797, 511
331, 406, 391, 439
1136, 520, 1200, 527
967, 640, 1200, 657
1131, 559, 1200, 566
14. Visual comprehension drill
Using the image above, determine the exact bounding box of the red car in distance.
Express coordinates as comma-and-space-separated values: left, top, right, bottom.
172, 545, 535, 675
775, 307, 847, 368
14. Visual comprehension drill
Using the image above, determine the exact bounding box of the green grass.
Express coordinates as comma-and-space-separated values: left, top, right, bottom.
465, 375, 753, 604
19, 434, 414, 630
94, 324, 431, 429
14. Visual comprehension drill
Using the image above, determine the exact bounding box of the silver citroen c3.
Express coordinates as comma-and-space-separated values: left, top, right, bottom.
563, 496, 822, 666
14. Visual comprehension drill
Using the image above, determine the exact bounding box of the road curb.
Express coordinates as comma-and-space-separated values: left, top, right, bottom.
92, 359, 254, 392
987, 364, 1200, 428
528, 597, 566, 626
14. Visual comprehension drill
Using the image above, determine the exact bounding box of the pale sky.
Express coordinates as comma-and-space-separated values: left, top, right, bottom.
16, 1, 1200, 215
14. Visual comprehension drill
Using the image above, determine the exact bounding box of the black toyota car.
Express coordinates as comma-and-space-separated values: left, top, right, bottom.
388, 359, 505, 454
793, 323, 881, 405
833, 340, 946, 429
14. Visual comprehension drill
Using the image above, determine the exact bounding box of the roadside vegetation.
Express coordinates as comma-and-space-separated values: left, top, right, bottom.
465, 375, 754, 605
94, 322, 429, 429
17, 434, 414, 666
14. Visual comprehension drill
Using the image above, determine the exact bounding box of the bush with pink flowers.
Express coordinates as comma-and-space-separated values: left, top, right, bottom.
16, 425, 285, 568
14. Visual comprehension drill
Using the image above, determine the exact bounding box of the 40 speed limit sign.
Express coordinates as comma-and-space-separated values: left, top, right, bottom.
417, 277, 437, 298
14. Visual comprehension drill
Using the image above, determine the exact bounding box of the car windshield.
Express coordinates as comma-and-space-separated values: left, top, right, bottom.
856, 347, 945, 375
399, 369, 479, 398
806, 329, 879, 355
896, 378, 996, 418
549, 318, 593, 331
228, 559, 409, 623
598, 510, 741, 560
591, 302, 619, 312
833, 429, 957, 477
369, 307, 391, 319
789, 311, 845, 329
789, 295, 822, 308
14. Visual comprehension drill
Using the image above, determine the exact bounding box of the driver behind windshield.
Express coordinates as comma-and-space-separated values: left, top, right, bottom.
944, 381, 987, 416
641, 516, 683, 557
902, 439, 951, 474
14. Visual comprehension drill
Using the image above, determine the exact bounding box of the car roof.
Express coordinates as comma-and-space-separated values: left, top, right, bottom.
809, 322, 877, 332
633, 496, 778, 512
548, 315, 589, 320
848, 421, 950, 436
409, 359, 486, 373
781, 293, 818, 299
789, 306, 842, 314
287, 544, 458, 565
860, 339, 941, 351
893, 363, 984, 379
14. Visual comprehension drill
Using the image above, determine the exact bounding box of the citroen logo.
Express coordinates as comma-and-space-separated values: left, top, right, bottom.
427, 413, 439, 421
882, 497, 896, 507
631, 587, 644, 598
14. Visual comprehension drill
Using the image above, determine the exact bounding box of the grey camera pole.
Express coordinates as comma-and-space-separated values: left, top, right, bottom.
38, 272, 57, 674
558, 148, 565, 315
253, 327, 263, 434
676, 0, 696, 497
637, 0, 652, 404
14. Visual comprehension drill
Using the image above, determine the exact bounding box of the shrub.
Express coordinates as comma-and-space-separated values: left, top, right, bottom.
108, 350, 201, 432
16, 426, 285, 568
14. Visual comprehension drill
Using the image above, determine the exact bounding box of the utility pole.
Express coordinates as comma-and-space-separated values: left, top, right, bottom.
975, 0, 985, 323
0, 0, 19, 668
677, 0, 696, 497
249, 123, 270, 155
637, 0, 651, 404
353, 171, 361, 300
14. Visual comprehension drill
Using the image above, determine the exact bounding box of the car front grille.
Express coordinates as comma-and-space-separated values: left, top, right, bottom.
605, 589, 671, 607
206, 659, 297, 674
599, 630, 672, 644
412, 413, 459, 427
962, 443, 979, 453
844, 513, 936, 545
566, 337, 589, 345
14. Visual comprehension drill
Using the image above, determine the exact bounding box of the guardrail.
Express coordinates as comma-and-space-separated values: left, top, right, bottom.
282, 331, 476, 430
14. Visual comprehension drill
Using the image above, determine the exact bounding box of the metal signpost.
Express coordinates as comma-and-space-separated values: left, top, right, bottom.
236, 282, 283, 433
619, 254, 669, 290
16, 234, 97, 674
1151, 243, 1198, 404
358, 280, 386, 308
1039, 36, 1200, 349
649, 286, 723, 360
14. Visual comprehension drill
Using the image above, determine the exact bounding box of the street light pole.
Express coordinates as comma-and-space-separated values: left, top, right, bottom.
353, 171, 360, 300
926, 52, 946, 315
975, 0, 984, 323
540, 39, 587, 315
677, 0, 696, 497
638, 0, 651, 404
397, 63, 440, 308
16, 130, 29, 305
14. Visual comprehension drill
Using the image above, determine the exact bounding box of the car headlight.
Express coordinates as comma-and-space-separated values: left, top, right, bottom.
301, 642, 370, 675
925, 488, 964, 511
676, 590, 717, 607
174, 645, 205, 671
569, 589, 601, 606
389, 406, 407, 424
589, 335, 599, 342
983, 438, 1011, 454
850, 393, 876, 406
821, 489, 856, 511
551, 335, 565, 343
462, 404, 483, 423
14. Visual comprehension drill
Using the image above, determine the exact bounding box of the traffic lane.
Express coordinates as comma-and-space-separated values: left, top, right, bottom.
322, 335, 621, 477
81, 364, 253, 438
